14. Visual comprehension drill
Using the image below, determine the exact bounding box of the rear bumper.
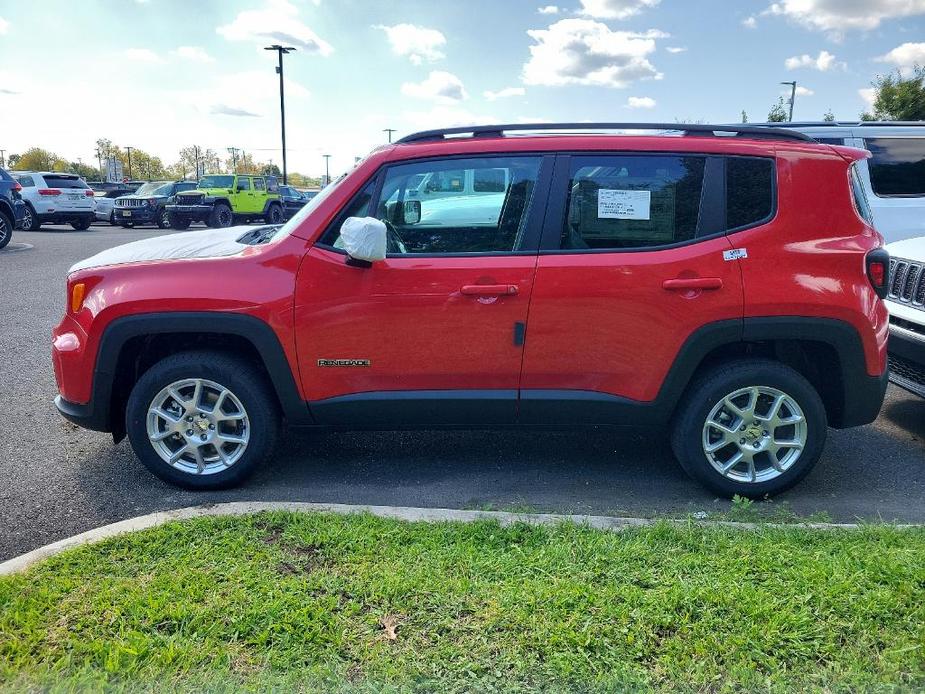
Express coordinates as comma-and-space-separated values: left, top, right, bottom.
841, 368, 890, 426
888, 322, 925, 398
37, 211, 95, 224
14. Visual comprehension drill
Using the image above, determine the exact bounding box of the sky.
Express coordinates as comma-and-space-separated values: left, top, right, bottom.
1, 0, 924, 177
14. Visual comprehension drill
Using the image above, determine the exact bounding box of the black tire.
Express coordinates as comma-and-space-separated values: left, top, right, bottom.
71, 217, 92, 231
120, 222, 135, 229
156, 207, 170, 229
670, 359, 827, 499
208, 203, 233, 228
22, 204, 40, 231
264, 203, 283, 225
0, 211, 12, 249
109, 211, 116, 225
168, 214, 191, 230
125, 350, 279, 490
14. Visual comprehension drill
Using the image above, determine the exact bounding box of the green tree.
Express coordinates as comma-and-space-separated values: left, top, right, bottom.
861, 66, 925, 121
70, 162, 102, 180
823, 109, 836, 122
767, 97, 788, 123
11, 147, 61, 171
740, 110, 748, 123
261, 163, 282, 177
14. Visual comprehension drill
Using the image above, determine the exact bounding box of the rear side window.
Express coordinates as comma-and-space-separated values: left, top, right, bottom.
865, 138, 925, 197
43, 175, 88, 189
254, 178, 266, 191
16, 175, 35, 187
726, 157, 774, 230
560, 155, 705, 250
850, 164, 874, 225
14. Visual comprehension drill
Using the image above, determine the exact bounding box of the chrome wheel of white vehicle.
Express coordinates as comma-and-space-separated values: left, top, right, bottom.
701, 385, 807, 484
146, 378, 250, 475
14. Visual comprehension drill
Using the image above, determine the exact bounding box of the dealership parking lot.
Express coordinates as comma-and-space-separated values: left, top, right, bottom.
1, 223, 924, 560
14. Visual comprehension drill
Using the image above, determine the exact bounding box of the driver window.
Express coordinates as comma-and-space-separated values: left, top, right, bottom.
237, 178, 251, 191
375, 156, 541, 254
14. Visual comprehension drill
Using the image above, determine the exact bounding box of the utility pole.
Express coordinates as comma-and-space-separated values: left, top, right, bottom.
0, 149, 5, 168
383, 128, 397, 143
264, 44, 296, 185
125, 146, 134, 179
192, 145, 201, 179
323, 154, 331, 186
94, 146, 103, 180
780, 81, 797, 122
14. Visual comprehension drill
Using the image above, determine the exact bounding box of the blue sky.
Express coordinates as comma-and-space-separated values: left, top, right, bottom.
1, 0, 924, 176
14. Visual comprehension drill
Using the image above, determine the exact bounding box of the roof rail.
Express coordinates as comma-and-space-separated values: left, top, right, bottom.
396, 122, 814, 144
750, 120, 925, 128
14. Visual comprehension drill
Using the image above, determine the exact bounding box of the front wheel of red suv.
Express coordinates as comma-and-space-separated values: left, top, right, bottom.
670, 359, 827, 499
125, 351, 279, 489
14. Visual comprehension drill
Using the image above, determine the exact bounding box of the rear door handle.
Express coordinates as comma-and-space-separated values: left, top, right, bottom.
461, 284, 519, 296
662, 277, 723, 291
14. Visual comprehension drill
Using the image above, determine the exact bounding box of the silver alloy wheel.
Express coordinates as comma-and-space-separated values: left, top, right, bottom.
21, 207, 32, 230
146, 378, 250, 475
0, 216, 8, 243
701, 385, 807, 484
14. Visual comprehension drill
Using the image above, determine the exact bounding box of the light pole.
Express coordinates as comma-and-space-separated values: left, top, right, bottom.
125, 146, 134, 180
323, 154, 331, 186
383, 128, 396, 143
264, 44, 296, 185
780, 81, 797, 122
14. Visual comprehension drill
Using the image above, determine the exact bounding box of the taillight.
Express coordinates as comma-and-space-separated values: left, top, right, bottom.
12, 182, 21, 192
84, 189, 94, 197
866, 248, 890, 299
70, 282, 86, 313
39, 188, 61, 196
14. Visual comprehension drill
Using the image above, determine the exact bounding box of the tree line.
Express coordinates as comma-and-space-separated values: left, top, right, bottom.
4, 138, 322, 188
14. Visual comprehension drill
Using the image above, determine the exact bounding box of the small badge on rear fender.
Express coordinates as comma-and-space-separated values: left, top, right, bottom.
317, 358, 371, 367
723, 248, 748, 261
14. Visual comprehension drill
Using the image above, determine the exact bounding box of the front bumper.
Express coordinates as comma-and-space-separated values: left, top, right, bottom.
114, 207, 158, 223
166, 204, 211, 219
55, 395, 110, 432
888, 319, 925, 398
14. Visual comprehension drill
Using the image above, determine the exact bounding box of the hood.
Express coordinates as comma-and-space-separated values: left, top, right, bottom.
69, 225, 261, 273
886, 236, 925, 262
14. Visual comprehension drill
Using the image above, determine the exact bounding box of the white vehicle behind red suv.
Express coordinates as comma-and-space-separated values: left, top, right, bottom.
886, 236, 925, 398
14, 172, 95, 230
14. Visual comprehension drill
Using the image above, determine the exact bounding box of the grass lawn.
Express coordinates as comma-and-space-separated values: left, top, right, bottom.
1, 512, 923, 692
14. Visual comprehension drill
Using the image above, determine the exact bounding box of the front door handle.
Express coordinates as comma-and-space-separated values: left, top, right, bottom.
461, 284, 519, 296
662, 277, 723, 291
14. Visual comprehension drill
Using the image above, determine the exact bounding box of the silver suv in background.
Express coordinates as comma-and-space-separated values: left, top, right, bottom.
14, 172, 96, 230
758, 122, 925, 243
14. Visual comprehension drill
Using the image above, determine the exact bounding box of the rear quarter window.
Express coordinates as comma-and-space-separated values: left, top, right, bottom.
726, 157, 775, 230
865, 138, 925, 197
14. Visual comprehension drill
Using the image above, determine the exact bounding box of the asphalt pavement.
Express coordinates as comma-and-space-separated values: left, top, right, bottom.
1, 222, 923, 560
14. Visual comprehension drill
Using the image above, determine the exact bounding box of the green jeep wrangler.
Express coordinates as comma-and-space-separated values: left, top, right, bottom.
165, 174, 284, 230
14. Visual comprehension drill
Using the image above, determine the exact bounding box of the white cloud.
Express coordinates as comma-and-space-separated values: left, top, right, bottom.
665, 46, 686, 53
538, 5, 560, 13
124, 48, 164, 63
578, 0, 660, 20
483, 86, 526, 100
376, 23, 446, 65
859, 87, 877, 107
765, 0, 925, 33
211, 104, 261, 117
0, 16, 9, 34
217, 0, 333, 55
785, 50, 842, 71
401, 71, 468, 103
626, 96, 656, 108
742, 16, 758, 28
794, 85, 814, 96
877, 42, 925, 72
172, 46, 215, 63
523, 19, 664, 88
403, 105, 497, 130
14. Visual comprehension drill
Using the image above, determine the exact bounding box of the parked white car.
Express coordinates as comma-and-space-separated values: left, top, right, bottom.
93, 189, 131, 224
14, 172, 96, 230
759, 122, 925, 243
885, 236, 925, 398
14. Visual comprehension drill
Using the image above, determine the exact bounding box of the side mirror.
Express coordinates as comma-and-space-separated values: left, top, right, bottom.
403, 200, 421, 225
340, 216, 387, 265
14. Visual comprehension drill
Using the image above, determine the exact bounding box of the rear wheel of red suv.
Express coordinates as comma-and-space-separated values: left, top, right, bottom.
125, 351, 279, 489
671, 359, 827, 499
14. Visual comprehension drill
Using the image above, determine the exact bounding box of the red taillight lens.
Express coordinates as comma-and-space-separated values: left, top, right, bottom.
12, 182, 22, 192
85, 189, 94, 197
866, 248, 890, 299
39, 188, 61, 196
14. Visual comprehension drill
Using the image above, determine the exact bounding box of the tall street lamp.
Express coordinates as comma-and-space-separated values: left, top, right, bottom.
125, 146, 135, 180
383, 128, 396, 143
780, 81, 797, 122
323, 154, 331, 186
264, 45, 296, 185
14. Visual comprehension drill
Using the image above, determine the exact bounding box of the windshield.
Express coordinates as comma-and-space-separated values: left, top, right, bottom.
272, 175, 349, 242
198, 175, 234, 189
132, 181, 173, 197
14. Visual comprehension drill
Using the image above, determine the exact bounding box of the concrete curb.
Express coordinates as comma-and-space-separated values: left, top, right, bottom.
0, 501, 915, 576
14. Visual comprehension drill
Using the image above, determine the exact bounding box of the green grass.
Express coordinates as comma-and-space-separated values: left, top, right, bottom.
1, 512, 923, 692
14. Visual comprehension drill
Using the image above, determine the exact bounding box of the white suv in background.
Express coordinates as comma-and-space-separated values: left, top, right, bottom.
14, 172, 96, 231
886, 237, 925, 398
761, 122, 925, 243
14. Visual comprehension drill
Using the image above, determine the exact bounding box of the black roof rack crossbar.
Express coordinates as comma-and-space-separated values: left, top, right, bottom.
396, 122, 814, 144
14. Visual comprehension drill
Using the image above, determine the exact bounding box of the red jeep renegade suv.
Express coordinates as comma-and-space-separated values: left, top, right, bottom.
52, 123, 890, 498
